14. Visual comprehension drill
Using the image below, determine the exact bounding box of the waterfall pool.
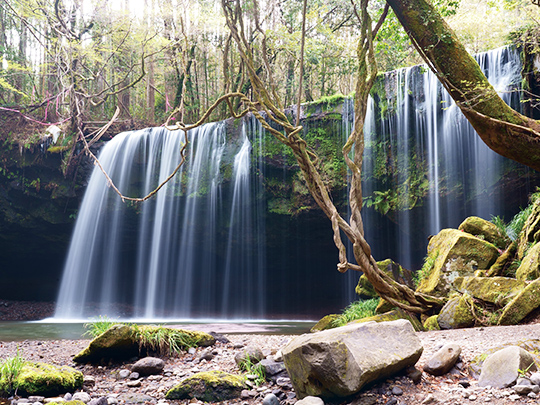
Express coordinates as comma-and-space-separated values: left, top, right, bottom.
0, 320, 316, 341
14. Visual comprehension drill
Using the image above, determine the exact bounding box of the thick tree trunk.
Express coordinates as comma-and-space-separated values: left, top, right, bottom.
386, 0, 540, 171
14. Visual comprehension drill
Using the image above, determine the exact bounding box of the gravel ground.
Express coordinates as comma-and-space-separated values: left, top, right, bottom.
1, 302, 540, 404
0, 324, 539, 405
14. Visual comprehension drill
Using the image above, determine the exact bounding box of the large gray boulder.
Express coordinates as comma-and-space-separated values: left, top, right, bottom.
479, 346, 537, 388
281, 319, 423, 400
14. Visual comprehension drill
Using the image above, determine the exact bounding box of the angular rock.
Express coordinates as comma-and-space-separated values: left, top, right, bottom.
282, 319, 423, 399
165, 371, 245, 402
498, 279, 540, 325
356, 259, 414, 299
260, 359, 286, 376
131, 357, 165, 376
479, 346, 537, 388
516, 242, 540, 281
0, 362, 83, 397
453, 276, 526, 306
310, 314, 340, 332
351, 308, 424, 332
437, 294, 475, 329
423, 343, 462, 376
234, 346, 264, 369
458, 216, 510, 249
416, 229, 499, 297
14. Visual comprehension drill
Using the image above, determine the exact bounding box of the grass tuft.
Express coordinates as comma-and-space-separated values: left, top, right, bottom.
238, 354, 266, 386
0, 347, 26, 395
331, 298, 379, 328
83, 315, 125, 338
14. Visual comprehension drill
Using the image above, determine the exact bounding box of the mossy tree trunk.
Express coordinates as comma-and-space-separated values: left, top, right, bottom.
387, 0, 540, 171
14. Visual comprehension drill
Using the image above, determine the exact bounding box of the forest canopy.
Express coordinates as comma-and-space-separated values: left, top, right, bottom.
1, 0, 539, 130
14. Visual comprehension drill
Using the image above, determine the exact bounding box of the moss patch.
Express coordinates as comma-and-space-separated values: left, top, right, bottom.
498, 279, 540, 325
0, 362, 83, 397
165, 371, 245, 402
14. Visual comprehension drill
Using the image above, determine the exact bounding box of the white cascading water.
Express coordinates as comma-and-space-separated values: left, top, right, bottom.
359, 46, 527, 270
55, 121, 265, 319
55, 46, 531, 319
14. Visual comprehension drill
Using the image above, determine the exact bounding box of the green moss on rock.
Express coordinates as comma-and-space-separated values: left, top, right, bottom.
46, 401, 85, 405
498, 279, 540, 325
454, 276, 526, 306
458, 216, 510, 249
423, 315, 440, 331
0, 362, 83, 397
311, 314, 340, 332
516, 242, 540, 281
74, 324, 215, 364
356, 259, 414, 299
437, 293, 475, 329
416, 229, 500, 297
351, 308, 424, 332
165, 371, 245, 402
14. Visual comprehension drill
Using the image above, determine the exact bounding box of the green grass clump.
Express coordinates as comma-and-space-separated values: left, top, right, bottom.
331, 298, 379, 327
83, 315, 123, 338
0, 347, 26, 394
133, 325, 201, 356
238, 354, 266, 386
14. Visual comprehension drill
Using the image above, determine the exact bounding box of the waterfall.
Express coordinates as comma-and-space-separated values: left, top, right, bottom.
55, 46, 534, 320
361, 46, 530, 270
55, 121, 266, 319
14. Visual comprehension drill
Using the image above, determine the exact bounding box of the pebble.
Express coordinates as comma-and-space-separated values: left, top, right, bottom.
392, 386, 403, 396
262, 393, 279, 405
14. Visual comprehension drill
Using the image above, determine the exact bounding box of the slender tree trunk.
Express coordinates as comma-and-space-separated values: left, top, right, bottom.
386, 0, 540, 171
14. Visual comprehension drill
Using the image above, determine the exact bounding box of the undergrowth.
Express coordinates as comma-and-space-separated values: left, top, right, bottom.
0, 347, 26, 395
331, 298, 379, 327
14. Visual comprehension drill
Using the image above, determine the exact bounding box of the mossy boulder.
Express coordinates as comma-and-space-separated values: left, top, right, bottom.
423, 315, 440, 331
355, 259, 414, 299
453, 276, 526, 306
458, 216, 510, 249
351, 308, 424, 332
311, 314, 340, 332
437, 294, 475, 329
416, 229, 499, 297
0, 362, 83, 397
165, 371, 245, 402
73, 324, 139, 363
516, 242, 540, 281
73, 324, 215, 363
498, 279, 540, 325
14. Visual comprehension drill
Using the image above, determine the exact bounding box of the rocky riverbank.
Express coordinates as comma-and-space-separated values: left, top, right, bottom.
2, 322, 540, 405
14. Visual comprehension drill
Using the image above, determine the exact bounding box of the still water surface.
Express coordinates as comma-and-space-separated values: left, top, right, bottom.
0, 320, 315, 341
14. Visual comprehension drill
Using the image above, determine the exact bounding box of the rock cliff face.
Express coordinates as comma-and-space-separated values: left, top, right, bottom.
0, 111, 94, 300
